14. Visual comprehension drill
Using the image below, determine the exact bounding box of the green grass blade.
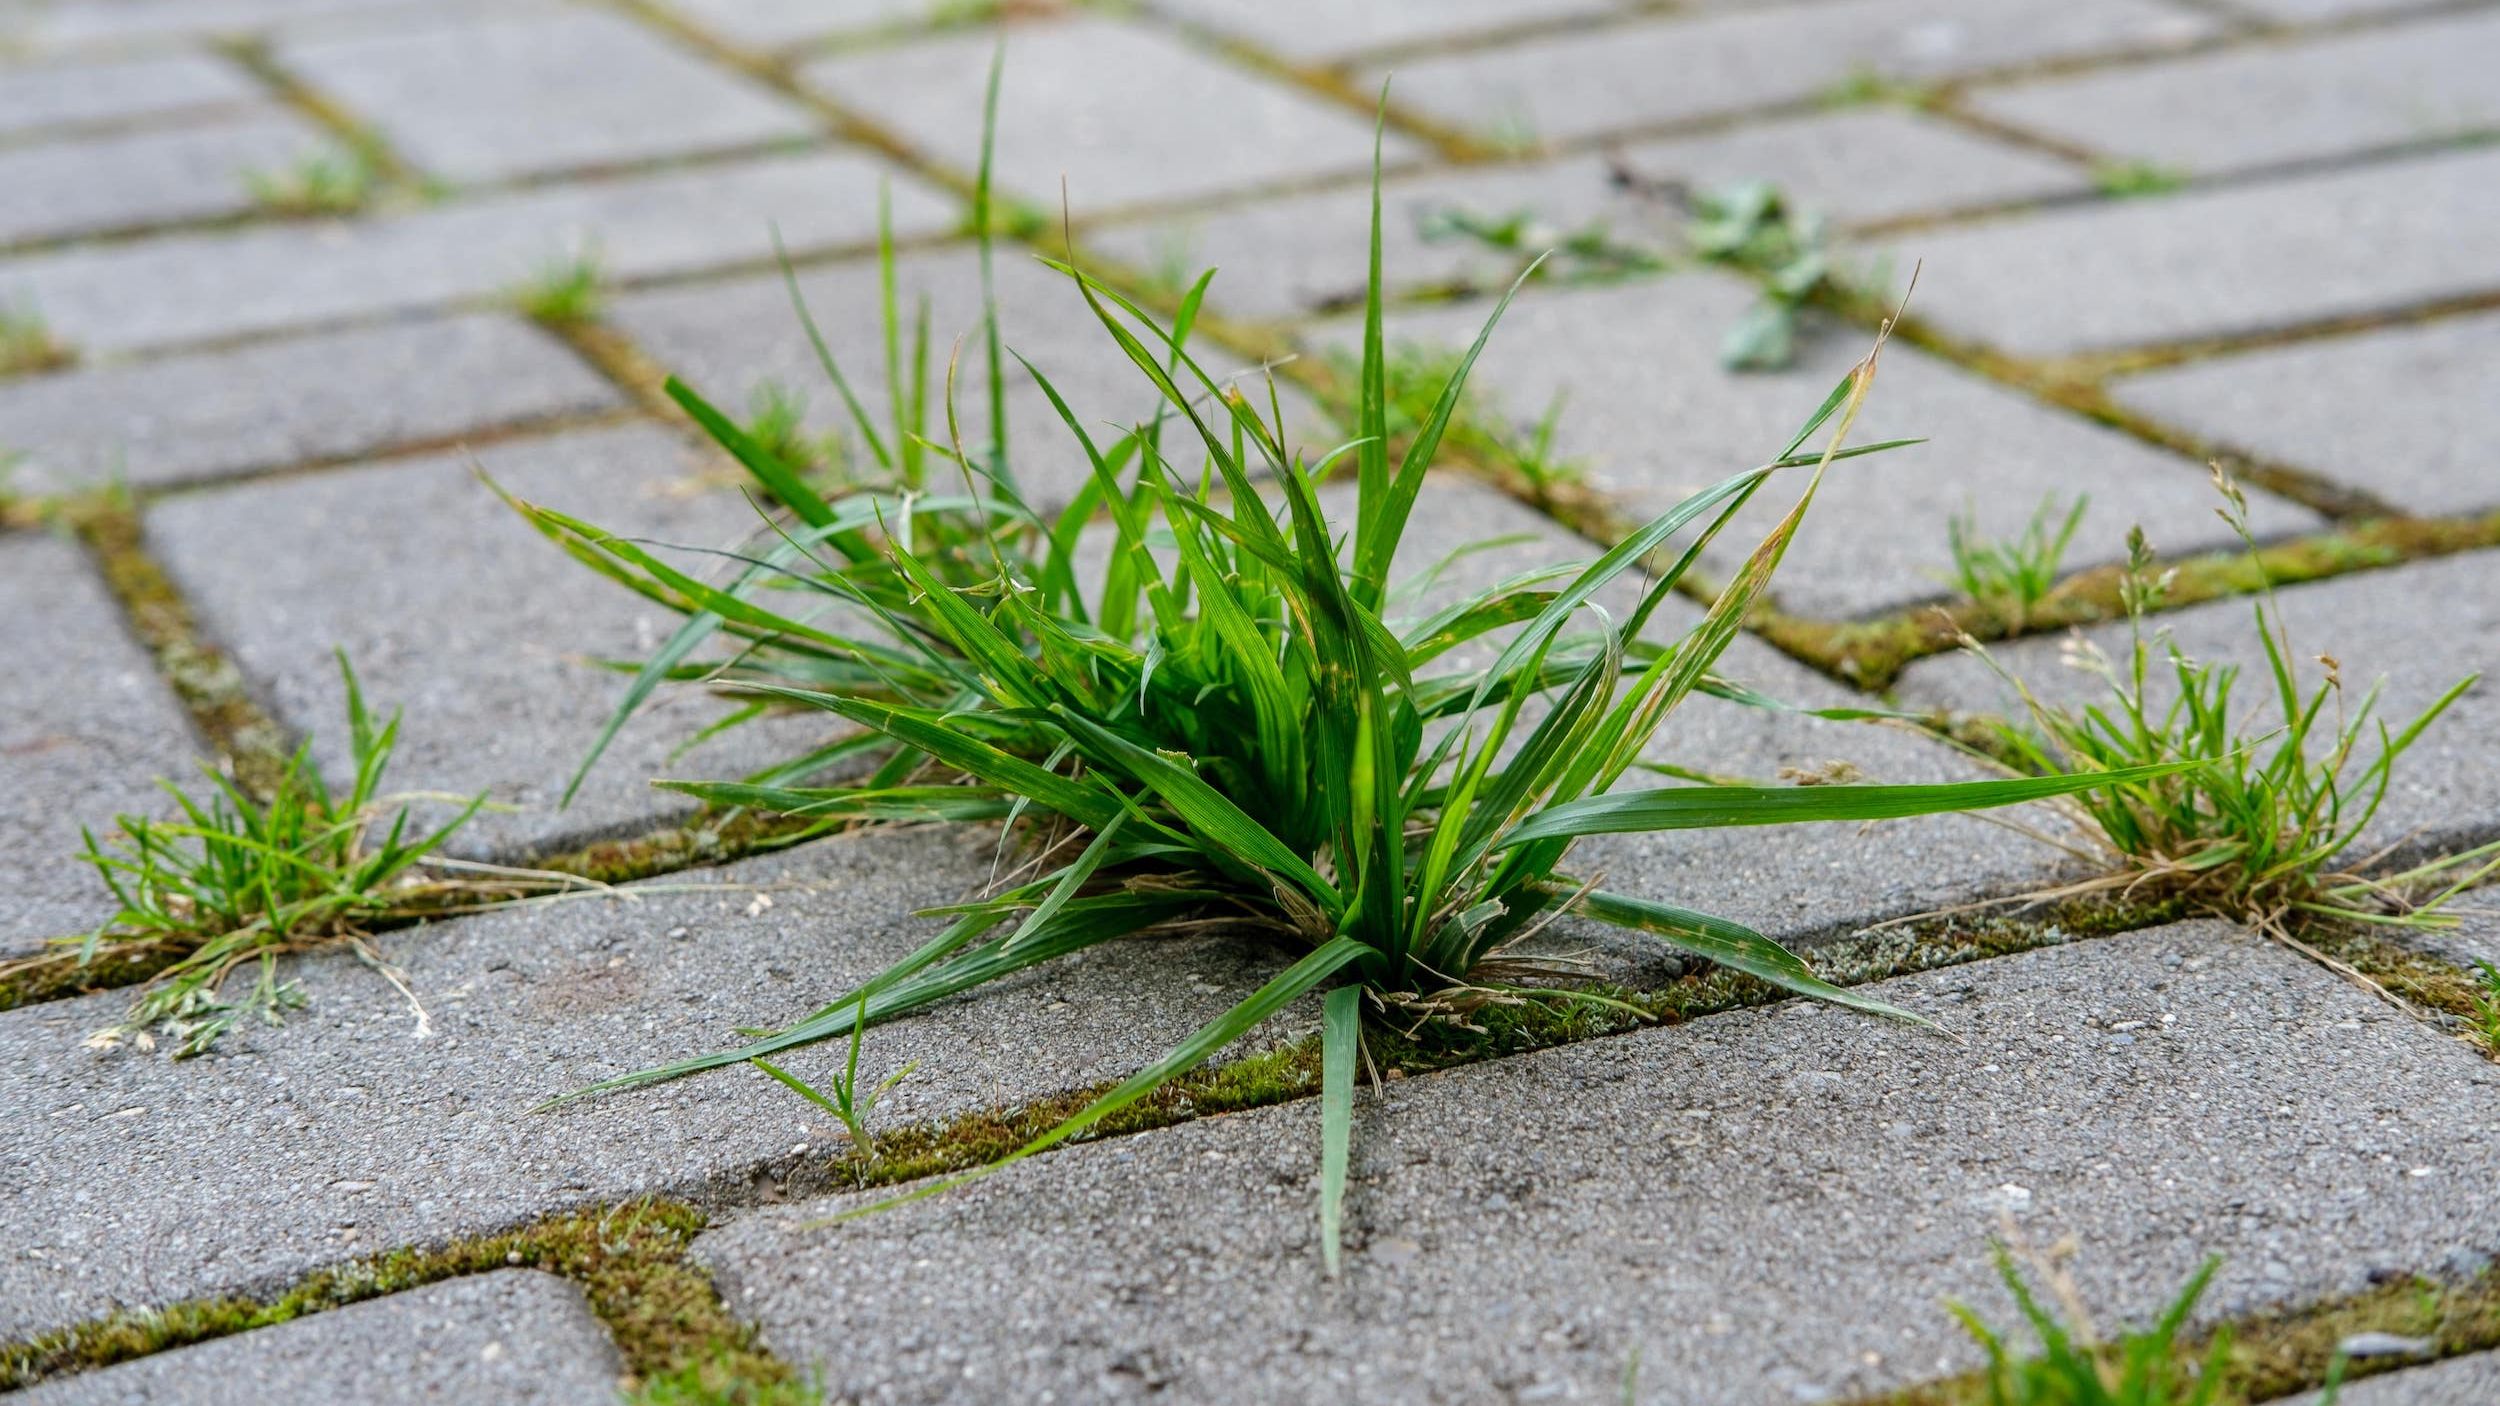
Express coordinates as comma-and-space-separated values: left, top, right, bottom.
1567, 886, 1927, 1024
1319, 983, 1361, 1277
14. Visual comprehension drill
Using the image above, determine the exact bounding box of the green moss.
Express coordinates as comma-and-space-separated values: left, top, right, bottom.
1857, 1265, 2500, 1405
0, 1201, 800, 1398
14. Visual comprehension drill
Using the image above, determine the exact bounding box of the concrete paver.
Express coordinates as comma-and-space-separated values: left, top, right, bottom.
659, 0, 943, 49
0, 313, 622, 493
0, 0, 433, 49
0, 112, 335, 247
2281, 1350, 2500, 1406
696, 921, 2500, 1404
18, 1272, 623, 1405
1152, 0, 1619, 64
0, 51, 262, 137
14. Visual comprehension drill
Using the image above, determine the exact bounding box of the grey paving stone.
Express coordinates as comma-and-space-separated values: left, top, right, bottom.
0, 110, 333, 247
0, 827, 1296, 1339
0, 533, 200, 957
1867, 145, 2500, 357
1609, 106, 2093, 225
0, 50, 261, 137
0, 313, 623, 493
606, 245, 1338, 514
1967, 11, 2500, 177
1378, 0, 2215, 145
2280, 1350, 2500, 1406
1040, 155, 1644, 321
1151, 0, 1618, 64
144, 423, 835, 860
799, 17, 1421, 214
2110, 312, 2500, 518
276, 8, 817, 184
0, 149, 957, 355
1305, 271, 2319, 620
1896, 549, 2500, 862
696, 920, 2500, 1404
17, 1271, 622, 1405
658, 0, 951, 49
2222, 0, 2450, 19
1, 0, 431, 48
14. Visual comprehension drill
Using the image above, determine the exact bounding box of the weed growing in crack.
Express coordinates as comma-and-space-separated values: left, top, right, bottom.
1326, 337, 1586, 503
0, 299, 72, 375
739, 379, 848, 484
2466, 959, 2500, 1053
1939, 494, 2088, 628
2091, 160, 2187, 199
1948, 1246, 2250, 1406
752, 994, 918, 1158
1685, 182, 1837, 371
61, 655, 485, 1055
515, 99, 2176, 1267
1415, 203, 1669, 286
1960, 471, 2499, 947
244, 147, 378, 217
512, 247, 606, 325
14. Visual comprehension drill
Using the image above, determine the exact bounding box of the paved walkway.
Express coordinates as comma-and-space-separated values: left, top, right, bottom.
2, 0, 2497, 1401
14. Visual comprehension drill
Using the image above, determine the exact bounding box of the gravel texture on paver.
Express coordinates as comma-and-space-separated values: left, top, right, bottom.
0, 112, 335, 248
1966, 10, 2500, 177
2279, 1349, 2500, 1406
1896, 549, 2500, 863
657, 0, 941, 49
0, 534, 201, 957
605, 245, 1338, 514
799, 17, 1422, 215
278, 7, 817, 184
694, 920, 2500, 1404
16, 1271, 622, 1405
2109, 311, 2500, 518
1305, 271, 2318, 620
143, 422, 836, 860
0, 51, 261, 136
1376, 0, 2215, 144
0, 314, 623, 494
1151, 0, 1617, 64
1871, 144, 2500, 358
0, 827, 1304, 1341
0, 149, 956, 355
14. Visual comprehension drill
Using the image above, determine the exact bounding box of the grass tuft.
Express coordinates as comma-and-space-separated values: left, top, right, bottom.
512, 248, 607, 325
244, 147, 378, 217
1685, 182, 1838, 371
1940, 494, 2088, 628
2091, 161, 2188, 199
0, 299, 73, 375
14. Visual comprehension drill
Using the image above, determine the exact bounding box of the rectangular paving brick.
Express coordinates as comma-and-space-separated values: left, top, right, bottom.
143, 423, 835, 860
1609, 106, 2092, 226
2223, 0, 2450, 18
2, 0, 434, 48
1378, 0, 2216, 145
1152, 0, 1618, 64
0, 149, 957, 355
0, 50, 262, 137
1896, 549, 2500, 863
695, 920, 2500, 1404
2288, 1350, 2500, 1406
18, 1271, 622, 1405
0, 313, 624, 493
608, 246, 1339, 514
0, 111, 334, 247
279, 8, 818, 183
0, 828, 1294, 1339
1307, 271, 2319, 620
0, 534, 201, 957
659, 0, 948, 49
1869, 145, 2500, 357
1968, 11, 2500, 177
2111, 312, 2500, 518
800, 17, 1423, 215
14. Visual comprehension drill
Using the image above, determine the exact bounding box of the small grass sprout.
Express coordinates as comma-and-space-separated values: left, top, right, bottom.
739, 380, 847, 483
0, 299, 72, 375
515, 100, 2180, 1267
244, 147, 377, 217
1686, 182, 1835, 371
66, 654, 484, 1055
751, 995, 918, 1157
1941, 494, 2089, 627
2091, 161, 2187, 199
2467, 958, 2500, 1053
1329, 338, 1587, 502
1416, 203, 1669, 286
1949, 1244, 2243, 1406
1963, 471, 2499, 947
513, 248, 606, 325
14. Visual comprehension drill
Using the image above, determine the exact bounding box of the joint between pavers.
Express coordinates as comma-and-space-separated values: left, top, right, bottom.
211, 36, 431, 208
0, 1198, 805, 1400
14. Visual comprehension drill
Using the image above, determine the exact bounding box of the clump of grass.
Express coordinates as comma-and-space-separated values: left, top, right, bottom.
0, 299, 73, 375
1963, 471, 2499, 945
2091, 161, 2187, 198
1950, 1246, 2249, 1405
1685, 182, 1836, 371
2466, 959, 2500, 1053
739, 379, 848, 482
67, 654, 485, 1055
1817, 65, 1944, 111
1415, 203, 1669, 285
1940, 494, 2089, 627
512, 248, 606, 325
244, 147, 377, 217
512, 96, 2171, 1266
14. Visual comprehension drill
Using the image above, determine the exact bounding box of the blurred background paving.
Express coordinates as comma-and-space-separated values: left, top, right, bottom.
3, 0, 2497, 1400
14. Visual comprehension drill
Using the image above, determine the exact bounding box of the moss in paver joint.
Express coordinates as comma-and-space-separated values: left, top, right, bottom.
1856, 1262, 2500, 1405
0, 301, 75, 377
0, 1201, 806, 1400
